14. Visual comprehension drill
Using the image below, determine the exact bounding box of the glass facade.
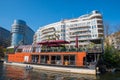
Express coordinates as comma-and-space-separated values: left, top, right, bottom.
11, 33, 24, 46
11, 20, 34, 46
0, 27, 11, 48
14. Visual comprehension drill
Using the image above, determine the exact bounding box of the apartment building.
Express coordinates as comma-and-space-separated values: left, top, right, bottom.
34, 10, 104, 49
107, 32, 120, 50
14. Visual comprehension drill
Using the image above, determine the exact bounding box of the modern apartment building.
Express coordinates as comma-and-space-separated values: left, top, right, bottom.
0, 27, 11, 48
34, 10, 104, 49
11, 20, 34, 47
107, 32, 120, 50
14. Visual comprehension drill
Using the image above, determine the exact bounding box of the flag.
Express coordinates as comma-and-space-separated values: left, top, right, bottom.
75, 35, 78, 48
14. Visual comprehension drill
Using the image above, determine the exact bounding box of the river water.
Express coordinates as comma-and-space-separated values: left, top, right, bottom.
0, 63, 120, 80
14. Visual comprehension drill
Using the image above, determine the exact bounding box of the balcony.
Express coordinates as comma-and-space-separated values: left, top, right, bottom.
70, 37, 91, 41
41, 27, 55, 33
69, 28, 89, 32
42, 30, 54, 35
41, 32, 54, 38
70, 33, 91, 37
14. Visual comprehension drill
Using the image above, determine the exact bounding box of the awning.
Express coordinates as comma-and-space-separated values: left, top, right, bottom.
37, 40, 70, 47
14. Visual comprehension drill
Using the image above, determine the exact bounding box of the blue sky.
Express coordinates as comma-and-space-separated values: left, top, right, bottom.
0, 0, 120, 32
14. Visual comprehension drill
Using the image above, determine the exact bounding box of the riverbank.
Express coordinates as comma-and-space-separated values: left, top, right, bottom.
4, 62, 96, 75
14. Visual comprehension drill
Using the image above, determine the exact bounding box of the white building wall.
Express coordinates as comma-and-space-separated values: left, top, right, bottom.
34, 10, 104, 48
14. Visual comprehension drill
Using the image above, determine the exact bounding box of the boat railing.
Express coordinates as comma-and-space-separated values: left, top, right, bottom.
87, 62, 97, 69
87, 48, 102, 53
40, 47, 102, 53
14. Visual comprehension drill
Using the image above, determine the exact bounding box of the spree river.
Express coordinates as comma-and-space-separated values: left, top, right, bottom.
0, 63, 120, 80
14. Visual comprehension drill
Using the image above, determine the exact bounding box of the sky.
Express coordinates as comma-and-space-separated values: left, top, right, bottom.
0, 0, 120, 32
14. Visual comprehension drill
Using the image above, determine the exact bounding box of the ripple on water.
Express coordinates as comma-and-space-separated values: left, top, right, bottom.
2, 64, 120, 80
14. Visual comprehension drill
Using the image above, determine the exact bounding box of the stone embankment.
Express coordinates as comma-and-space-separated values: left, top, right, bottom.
4, 62, 96, 75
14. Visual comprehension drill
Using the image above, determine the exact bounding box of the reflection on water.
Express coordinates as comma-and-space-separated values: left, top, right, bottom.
0, 63, 120, 80
97, 72, 120, 80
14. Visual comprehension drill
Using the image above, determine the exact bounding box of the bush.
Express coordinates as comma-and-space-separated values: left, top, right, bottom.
103, 45, 120, 68
0, 46, 5, 58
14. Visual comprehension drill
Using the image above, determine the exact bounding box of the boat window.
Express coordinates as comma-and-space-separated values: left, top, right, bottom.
64, 55, 75, 66
32, 55, 39, 63
40, 55, 49, 64
51, 55, 61, 65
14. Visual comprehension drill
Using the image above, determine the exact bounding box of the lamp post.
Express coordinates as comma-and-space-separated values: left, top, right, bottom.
85, 29, 91, 67
101, 37, 104, 54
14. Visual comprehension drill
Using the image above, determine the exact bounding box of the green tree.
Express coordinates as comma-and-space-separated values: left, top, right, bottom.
0, 46, 5, 59
103, 45, 120, 68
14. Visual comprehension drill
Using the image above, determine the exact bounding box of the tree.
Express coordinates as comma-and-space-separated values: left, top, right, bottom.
104, 23, 111, 37
116, 24, 120, 32
46, 30, 60, 40
103, 23, 120, 68
104, 23, 113, 47
115, 25, 120, 47
0, 46, 5, 59
103, 45, 120, 68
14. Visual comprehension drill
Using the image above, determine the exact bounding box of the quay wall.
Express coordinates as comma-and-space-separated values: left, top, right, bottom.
4, 62, 96, 75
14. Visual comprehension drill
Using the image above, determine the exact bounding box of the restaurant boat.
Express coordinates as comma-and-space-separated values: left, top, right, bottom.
7, 40, 103, 67
6, 39, 103, 74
